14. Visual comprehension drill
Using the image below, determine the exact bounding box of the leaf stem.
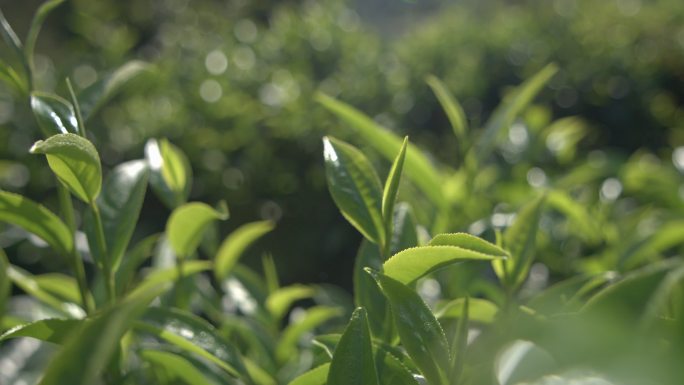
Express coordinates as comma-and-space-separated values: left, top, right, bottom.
89, 201, 115, 305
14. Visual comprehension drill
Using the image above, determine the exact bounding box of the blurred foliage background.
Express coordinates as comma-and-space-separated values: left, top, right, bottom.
1, 0, 683, 288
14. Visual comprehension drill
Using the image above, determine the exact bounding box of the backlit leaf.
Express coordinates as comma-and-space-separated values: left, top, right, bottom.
214, 220, 274, 281
140, 349, 215, 385
145, 138, 192, 209
166, 202, 228, 258
25, 0, 64, 71
287, 363, 330, 385
0, 318, 79, 344
327, 308, 379, 385
381, 136, 408, 255
426, 75, 468, 144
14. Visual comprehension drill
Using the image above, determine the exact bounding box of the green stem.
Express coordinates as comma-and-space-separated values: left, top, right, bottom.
89, 201, 115, 305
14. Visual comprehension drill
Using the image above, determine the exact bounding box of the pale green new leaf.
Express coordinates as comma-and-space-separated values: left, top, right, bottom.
287, 363, 330, 385
34, 273, 92, 307
0, 250, 9, 322
0, 9, 27, 79
0, 318, 79, 344
166, 202, 228, 258
0, 58, 27, 96
145, 138, 193, 208
426, 75, 468, 143
317, 93, 445, 207
428, 233, 509, 257
381, 136, 408, 255
140, 350, 215, 385
30, 92, 80, 136
276, 306, 342, 364
266, 284, 316, 321
436, 297, 499, 324
0, 190, 73, 255
133, 260, 211, 296
214, 220, 274, 281
327, 308, 379, 385
8, 265, 84, 318
30, 133, 102, 203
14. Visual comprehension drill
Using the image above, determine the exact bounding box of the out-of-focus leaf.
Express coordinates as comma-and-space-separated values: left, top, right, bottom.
327, 307, 379, 385
0, 318, 79, 344
0, 9, 27, 78
472, 64, 557, 165
115, 234, 159, 295
276, 306, 342, 364
0, 190, 73, 255
30, 92, 79, 136
34, 273, 92, 308
136, 306, 250, 380
368, 269, 450, 385
214, 220, 274, 281
37, 283, 169, 385
266, 284, 315, 321
133, 260, 211, 296
642, 263, 684, 326
79, 60, 151, 120
287, 363, 330, 385
426, 75, 468, 145
494, 195, 546, 289
0, 250, 8, 321
354, 240, 394, 342
166, 202, 228, 258
262, 253, 279, 294
547, 190, 601, 245
619, 220, 684, 270
84, 160, 149, 270
24, 0, 64, 71
8, 265, 84, 318
543, 116, 587, 164
140, 349, 214, 385
383, 244, 504, 285
145, 138, 192, 209
381, 136, 408, 255
317, 93, 445, 206
449, 297, 469, 382
30, 133, 102, 203
0, 59, 27, 96
323, 136, 385, 244
436, 297, 499, 324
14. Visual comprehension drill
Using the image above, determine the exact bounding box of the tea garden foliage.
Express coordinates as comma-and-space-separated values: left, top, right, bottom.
1, 1, 684, 385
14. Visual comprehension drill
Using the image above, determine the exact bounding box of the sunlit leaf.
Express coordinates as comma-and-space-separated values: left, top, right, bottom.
166, 202, 228, 258
145, 138, 192, 209
381, 136, 408, 255
8, 265, 84, 318
214, 220, 274, 281
0, 318, 79, 344
287, 363, 330, 385
30, 92, 79, 136
133, 260, 211, 296
115, 234, 159, 295
276, 306, 342, 364
426, 75, 468, 145
30, 133, 102, 203
327, 308, 379, 385
266, 284, 315, 321
0, 58, 28, 96
619, 220, 684, 270
323, 136, 385, 244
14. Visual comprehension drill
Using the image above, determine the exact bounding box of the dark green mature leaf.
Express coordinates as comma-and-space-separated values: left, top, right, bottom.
276, 306, 342, 364
0, 318, 79, 344
323, 136, 385, 244
214, 220, 274, 281
383, 245, 504, 285
24, 0, 64, 71
368, 269, 450, 385
145, 138, 193, 209
0, 190, 73, 255
287, 363, 330, 385
37, 283, 170, 385
472, 64, 558, 165
266, 284, 315, 321
166, 202, 228, 258
136, 307, 249, 380
381, 137, 408, 255
354, 240, 393, 341
0, 250, 9, 321
115, 234, 159, 295
494, 195, 546, 289
30, 133, 102, 203
426, 75, 468, 144
642, 263, 684, 326
31, 92, 80, 136
7, 265, 83, 318
84, 160, 149, 270
140, 349, 215, 385
0, 9, 27, 77
79, 60, 151, 120
327, 308, 379, 385
317, 94, 445, 207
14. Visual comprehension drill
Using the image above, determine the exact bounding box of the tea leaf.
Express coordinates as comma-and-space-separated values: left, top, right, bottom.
381, 136, 408, 255
145, 138, 193, 208
383, 245, 503, 285
0, 318, 79, 344
276, 306, 342, 364
166, 202, 228, 258
429, 233, 508, 257
317, 93, 445, 206
37, 283, 169, 385
140, 349, 215, 385
133, 260, 211, 295
214, 220, 274, 281
323, 136, 385, 244
287, 363, 330, 385
25, 0, 64, 72
34, 273, 92, 307
0, 58, 28, 96
0, 9, 27, 80
436, 297, 499, 324
367, 269, 450, 385
136, 307, 249, 380
426, 75, 468, 143
30, 133, 102, 203
115, 234, 159, 295
31, 93, 79, 139
266, 284, 315, 321
0, 190, 73, 255
8, 265, 84, 318
327, 307, 379, 385
354, 240, 394, 341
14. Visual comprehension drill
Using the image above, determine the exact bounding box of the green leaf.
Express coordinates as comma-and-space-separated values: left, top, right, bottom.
0, 318, 79, 344
0, 190, 73, 255
34, 273, 92, 307
214, 220, 274, 281
30, 92, 80, 136
425, 75, 468, 144
383, 244, 504, 285
367, 269, 450, 385
317, 93, 445, 207
36, 283, 170, 385
276, 306, 342, 364
428, 232, 509, 257
354, 240, 393, 341
84, 160, 149, 270
266, 284, 316, 321
0, 249, 9, 321
7, 265, 84, 318
642, 263, 684, 327
79, 60, 151, 120
140, 349, 215, 385
0, 9, 27, 80
327, 307, 379, 385
436, 297, 499, 324
115, 234, 159, 295
145, 138, 193, 209
287, 363, 330, 385
25, 0, 65, 73
262, 253, 280, 294
30, 133, 102, 203
472, 64, 558, 165
619, 220, 684, 270
493, 195, 546, 289
0, 58, 28, 96
323, 136, 385, 244
136, 307, 249, 380
133, 260, 211, 296
166, 202, 228, 258
381, 136, 408, 255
